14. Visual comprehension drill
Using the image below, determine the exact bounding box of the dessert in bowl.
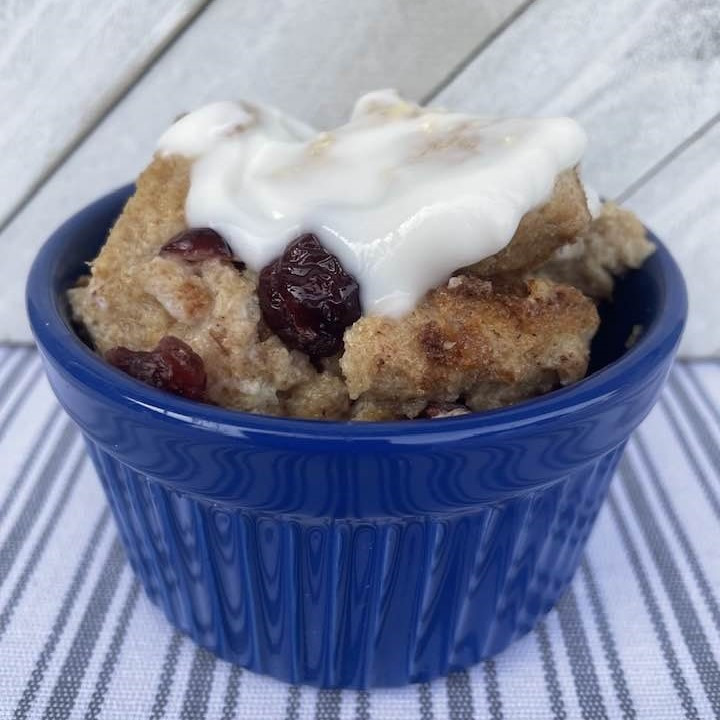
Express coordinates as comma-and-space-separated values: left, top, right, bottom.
67, 90, 654, 420
27, 91, 686, 687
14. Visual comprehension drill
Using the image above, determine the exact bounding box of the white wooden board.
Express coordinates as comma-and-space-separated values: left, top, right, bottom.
626, 123, 720, 357
434, 0, 720, 199
0, 0, 525, 342
0, 0, 206, 227
1, 0, 718, 357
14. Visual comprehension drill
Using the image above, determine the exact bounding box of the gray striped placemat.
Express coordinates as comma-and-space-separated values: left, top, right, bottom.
0, 345, 718, 719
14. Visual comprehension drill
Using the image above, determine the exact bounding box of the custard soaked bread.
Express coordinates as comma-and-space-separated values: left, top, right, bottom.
536, 202, 655, 300
69, 91, 652, 419
341, 275, 598, 418
68, 155, 596, 418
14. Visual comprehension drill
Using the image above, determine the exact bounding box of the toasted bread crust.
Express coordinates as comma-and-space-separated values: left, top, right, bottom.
467, 168, 591, 277
340, 275, 599, 411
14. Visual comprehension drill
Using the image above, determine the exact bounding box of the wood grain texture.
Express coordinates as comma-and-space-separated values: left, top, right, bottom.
0, 0, 206, 228
0, 0, 526, 342
430, 0, 720, 356
3, 0, 718, 355
434, 0, 720, 199
625, 121, 720, 357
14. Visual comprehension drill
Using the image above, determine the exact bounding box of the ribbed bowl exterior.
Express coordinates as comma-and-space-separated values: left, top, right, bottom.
86, 439, 621, 688
27, 185, 687, 688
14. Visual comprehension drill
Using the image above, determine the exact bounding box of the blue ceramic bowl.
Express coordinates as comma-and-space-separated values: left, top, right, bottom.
27, 185, 686, 688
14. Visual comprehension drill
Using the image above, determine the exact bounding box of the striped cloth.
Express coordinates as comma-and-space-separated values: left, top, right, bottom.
0, 345, 719, 720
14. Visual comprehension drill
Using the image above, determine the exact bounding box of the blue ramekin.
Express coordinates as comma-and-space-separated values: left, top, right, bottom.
27, 185, 686, 688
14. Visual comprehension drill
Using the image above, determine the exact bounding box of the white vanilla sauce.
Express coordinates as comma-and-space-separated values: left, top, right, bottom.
157, 90, 587, 316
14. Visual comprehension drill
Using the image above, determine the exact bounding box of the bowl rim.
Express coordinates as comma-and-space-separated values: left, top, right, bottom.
27, 183, 687, 443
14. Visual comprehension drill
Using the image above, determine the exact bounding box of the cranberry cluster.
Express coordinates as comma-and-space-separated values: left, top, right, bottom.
106, 230, 360, 399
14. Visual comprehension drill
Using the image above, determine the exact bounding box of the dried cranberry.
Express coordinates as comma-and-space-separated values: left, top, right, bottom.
160, 228, 232, 262
258, 233, 361, 357
420, 401, 471, 419
106, 336, 206, 401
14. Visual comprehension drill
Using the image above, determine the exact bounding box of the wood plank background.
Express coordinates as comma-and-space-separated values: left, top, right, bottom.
2, 0, 718, 356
